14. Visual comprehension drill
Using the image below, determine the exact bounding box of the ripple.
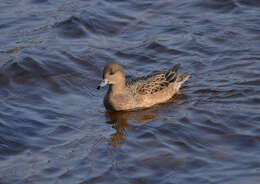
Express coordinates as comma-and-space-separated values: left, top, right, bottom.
55, 16, 87, 39
1, 0, 260, 183
80, 9, 128, 36
147, 41, 184, 55
194, 0, 238, 13
237, 0, 260, 7
235, 80, 260, 86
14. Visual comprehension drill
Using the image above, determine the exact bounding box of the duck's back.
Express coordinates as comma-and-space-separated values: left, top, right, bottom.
126, 64, 180, 95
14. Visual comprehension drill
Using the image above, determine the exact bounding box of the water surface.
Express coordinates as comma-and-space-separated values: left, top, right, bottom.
1, 0, 260, 183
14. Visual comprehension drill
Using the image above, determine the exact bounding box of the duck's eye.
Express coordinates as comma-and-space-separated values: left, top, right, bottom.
110, 71, 115, 75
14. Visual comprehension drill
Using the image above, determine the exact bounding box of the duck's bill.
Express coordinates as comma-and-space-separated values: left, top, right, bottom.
97, 79, 108, 90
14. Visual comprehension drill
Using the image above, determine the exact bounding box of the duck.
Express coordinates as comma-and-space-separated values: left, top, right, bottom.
97, 62, 189, 111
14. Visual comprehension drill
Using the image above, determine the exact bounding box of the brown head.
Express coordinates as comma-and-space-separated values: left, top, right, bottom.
97, 62, 126, 90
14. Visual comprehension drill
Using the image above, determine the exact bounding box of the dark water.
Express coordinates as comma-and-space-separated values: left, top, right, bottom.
1, 0, 260, 183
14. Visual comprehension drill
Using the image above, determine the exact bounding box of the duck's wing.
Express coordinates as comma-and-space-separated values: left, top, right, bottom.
127, 64, 180, 95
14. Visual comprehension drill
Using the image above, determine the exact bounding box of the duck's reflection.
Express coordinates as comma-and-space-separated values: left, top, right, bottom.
106, 108, 157, 146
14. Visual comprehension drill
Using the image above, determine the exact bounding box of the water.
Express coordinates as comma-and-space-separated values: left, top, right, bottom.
0, 0, 260, 183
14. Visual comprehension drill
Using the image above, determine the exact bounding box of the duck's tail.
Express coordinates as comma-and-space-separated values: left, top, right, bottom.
177, 72, 190, 84
175, 72, 190, 91
165, 64, 180, 83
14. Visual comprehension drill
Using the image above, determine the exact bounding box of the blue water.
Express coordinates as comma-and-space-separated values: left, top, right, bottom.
0, 0, 260, 183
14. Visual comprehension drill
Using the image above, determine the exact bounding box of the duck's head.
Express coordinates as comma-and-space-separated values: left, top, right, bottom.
97, 62, 126, 89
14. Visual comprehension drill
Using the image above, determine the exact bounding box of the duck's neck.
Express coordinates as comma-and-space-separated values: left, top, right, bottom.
109, 80, 126, 94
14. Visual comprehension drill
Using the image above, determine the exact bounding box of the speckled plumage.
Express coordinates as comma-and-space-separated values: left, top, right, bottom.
97, 62, 190, 111
126, 64, 180, 95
